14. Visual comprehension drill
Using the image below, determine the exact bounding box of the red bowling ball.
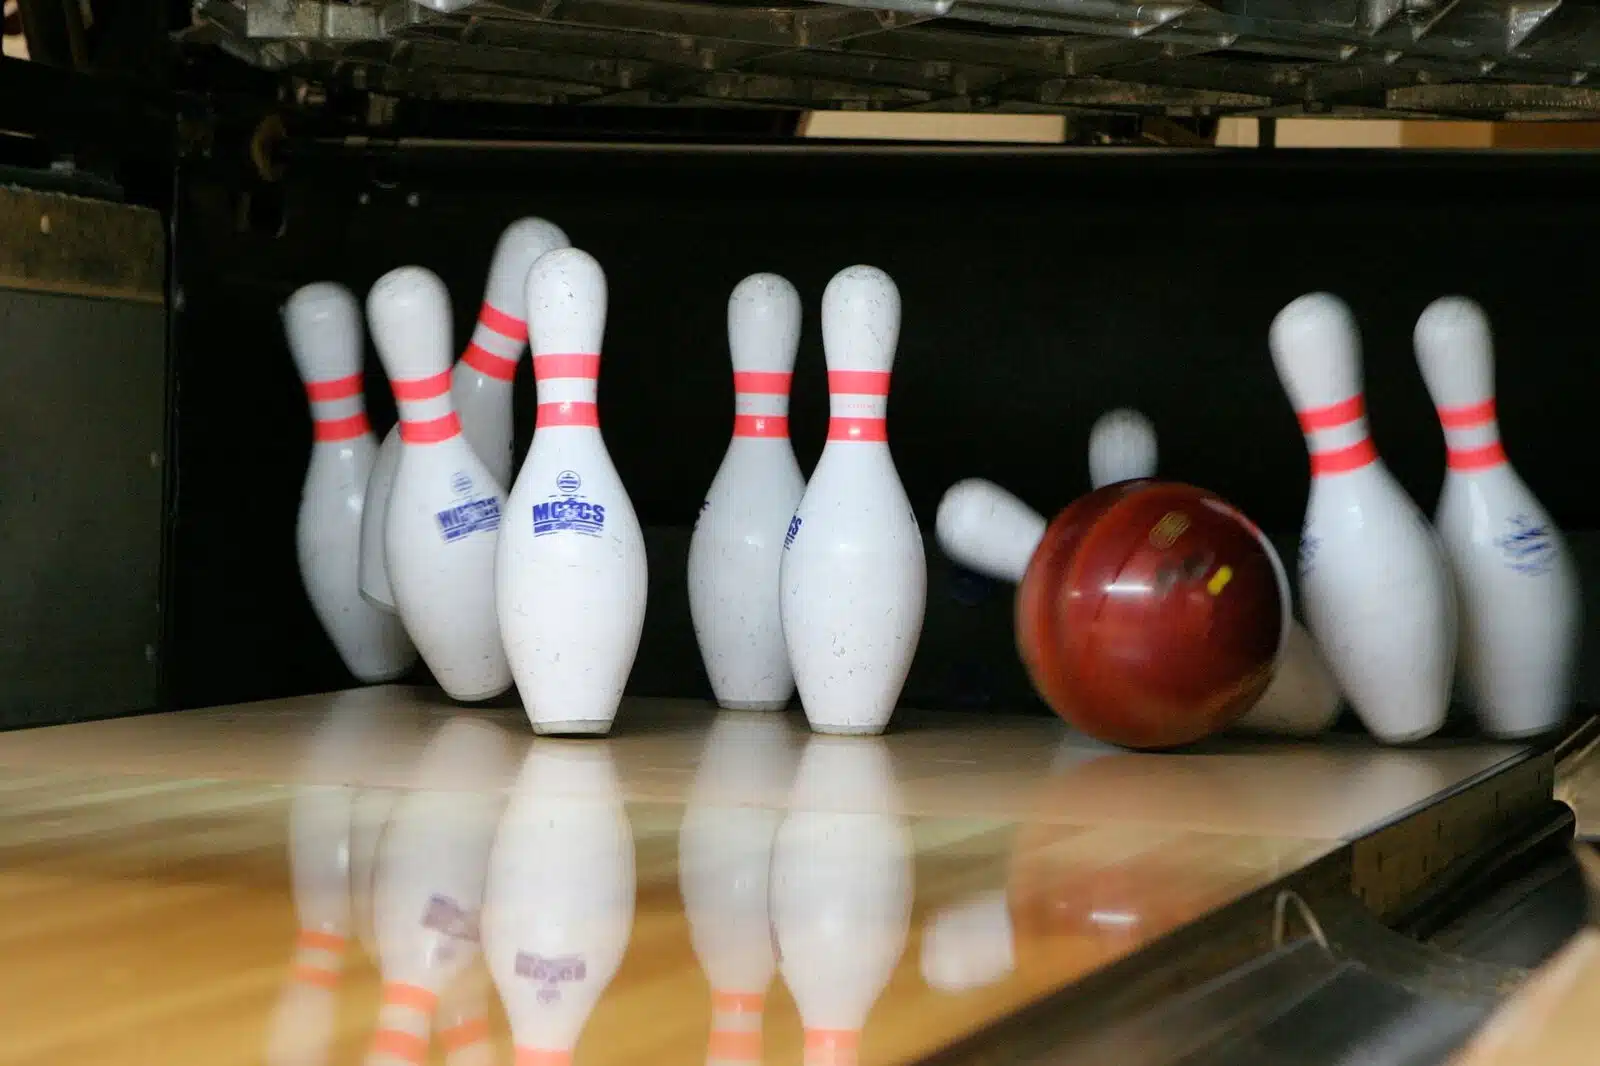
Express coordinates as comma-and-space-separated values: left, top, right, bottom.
1015, 479, 1287, 750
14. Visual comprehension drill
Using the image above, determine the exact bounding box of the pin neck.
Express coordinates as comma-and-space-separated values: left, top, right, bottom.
1297, 393, 1376, 477
827, 369, 890, 443
304, 373, 370, 442
393, 370, 462, 443
513, 1048, 573, 1066
1436, 398, 1506, 471
733, 369, 791, 437
533, 352, 601, 430
803, 1028, 860, 1066
460, 300, 527, 382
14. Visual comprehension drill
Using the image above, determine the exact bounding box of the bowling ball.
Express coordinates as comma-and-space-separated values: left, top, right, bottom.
1015, 479, 1287, 750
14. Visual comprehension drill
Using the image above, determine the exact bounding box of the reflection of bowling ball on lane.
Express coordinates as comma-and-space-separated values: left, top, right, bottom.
1016, 480, 1287, 750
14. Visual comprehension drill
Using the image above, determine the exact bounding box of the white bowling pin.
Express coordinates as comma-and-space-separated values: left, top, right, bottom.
780, 266, 926, 736
283, 282, 417, 682
483, 742, 636, 1066
360, 218, 570, 611
936, 477, 1338, 737
368, 266, 511, 701
1087, 407, 1158, 489
679, 713, 799, 1066
1414, 296, 1580, 738
1083, 411, 1342, 737
771, 737, 913, 1066
365, 718, 513, 1066
498, 248, 648, 735
688, 274, 807, 711
1269, 292, 1457, 743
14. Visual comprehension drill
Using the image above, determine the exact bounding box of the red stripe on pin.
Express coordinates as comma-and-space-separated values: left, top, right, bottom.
392, 371, 451, 401
463, 342, 518, 381
314, 413, 370, 442
537, 401, 599, 428
733, 414, 788, 438
479, 301, 528, 342
306, 374, 362, 402
828, 417, 888, 442
828, 370, 891, 396
534, 353, 601, 381
1298, 394, 1364, 433
399, 412, 461, 443
1310, 438, 1377, 476
734, 371, 792, 395
1437, 399, 1496, 429
1448, 442, 1507, 470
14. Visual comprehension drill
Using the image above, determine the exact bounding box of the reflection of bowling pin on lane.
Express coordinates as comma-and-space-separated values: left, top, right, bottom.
1413, 297, 1581, 739
688, 274, 808, 711
283, 282, 418, 682
679, 713, 799, 1066
498, 248, 649, 736
365, 718, 515, 1066
771, 737, 913, 1066
934, 478, 1339, 737
484, 741, 637, 1066
361, 218, 570, 611
781, 266, 927, 736
1269, 293, 1457, 744
1085, 409, 1342, 737
920, 889, 1015, 994
369, 266, 512, 701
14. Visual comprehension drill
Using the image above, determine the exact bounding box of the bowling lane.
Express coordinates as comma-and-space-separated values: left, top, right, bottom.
0, 688, 1536, 1066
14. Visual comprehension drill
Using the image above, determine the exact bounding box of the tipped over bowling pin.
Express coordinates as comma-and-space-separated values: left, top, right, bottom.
368, 267, 511, 701
935, 477, 1339, 737
780, 266, 926, 736
283, 282, 417, 683
497, 248, 647, 735
1084, 409, 1341, 737
1269, 292, 1456, 743
1414, 296, 1580, 738
360, 218, 570, 611
688, 274, 807, 711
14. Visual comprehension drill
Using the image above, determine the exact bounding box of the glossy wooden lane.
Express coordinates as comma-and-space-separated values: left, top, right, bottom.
0, 687, 1533, 1066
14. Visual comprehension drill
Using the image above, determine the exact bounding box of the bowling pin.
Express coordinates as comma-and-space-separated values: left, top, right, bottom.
360, 218, 570, 611
771, 737, 912, 1066
1269, 292, 1456, 743
283, 282, 417, 683
688, 274, 807, 711
1084, 410, 1342, 737
1087, 407, 1157, 489
368, 266, 511, 701
935, 477, 1339, 737
482, 742, 636, 1066
497, 248, 648, 735
679, 713, 799, 1066
1414, 296, 1580, 738
365, 718, 513, 1066
780, 266, 926, 736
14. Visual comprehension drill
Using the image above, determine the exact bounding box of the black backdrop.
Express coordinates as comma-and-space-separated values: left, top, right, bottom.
169, 145, 1600, 720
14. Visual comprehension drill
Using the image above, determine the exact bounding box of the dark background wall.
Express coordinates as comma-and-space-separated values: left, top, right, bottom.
169, 146, 1600, 720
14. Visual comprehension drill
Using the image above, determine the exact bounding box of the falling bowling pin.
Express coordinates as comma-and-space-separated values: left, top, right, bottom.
368, 266, 511, 701
1413, 296, 1580, 738
283, 282, 417, 683
1268, 292, 1456, 743
688, 274, 808, 711
1085, 409, 1342, 736
497, 248, 648, 735
360, 218, 570, 611
780, 266, 926, 736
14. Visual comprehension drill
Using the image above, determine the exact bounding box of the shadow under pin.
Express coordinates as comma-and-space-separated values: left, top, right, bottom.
1577, 841, 1600, 927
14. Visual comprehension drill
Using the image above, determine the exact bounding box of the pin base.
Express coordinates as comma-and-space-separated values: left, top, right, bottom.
531, 719, 615, 736
1480, 720, 1566, 741
445, 682, 514, 703
804, 721, 889, 736
1370, 722, 1446, 745
716, 698, 791, 711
